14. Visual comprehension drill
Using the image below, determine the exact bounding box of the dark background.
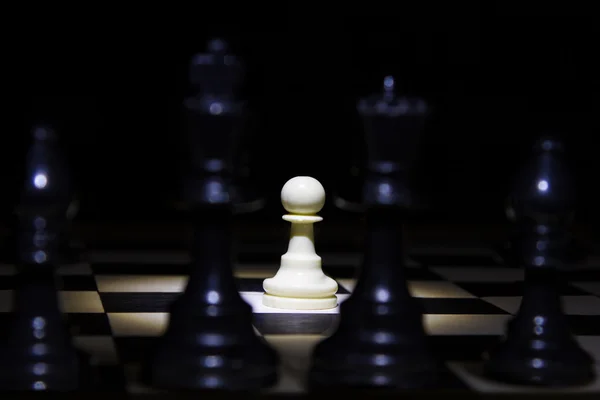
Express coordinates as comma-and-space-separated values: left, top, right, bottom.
0, 9, 598, 228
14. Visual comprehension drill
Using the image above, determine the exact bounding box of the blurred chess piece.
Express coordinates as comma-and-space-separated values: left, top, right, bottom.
309, 76, 438, 391
172, 38, 265, 215
333, 76, 428, 213
483, 137, 595, 386
501, 193, 590, 268
147, 38, 278, 392
0, 125, 94, 391
0, 127, 85, 265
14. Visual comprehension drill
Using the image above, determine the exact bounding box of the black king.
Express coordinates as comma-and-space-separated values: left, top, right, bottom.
309, 76, 439, 390
147, 39, 278, 392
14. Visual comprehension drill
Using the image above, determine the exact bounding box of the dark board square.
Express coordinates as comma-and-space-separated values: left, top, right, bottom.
565, 269, 600, 281
431, 335, 500, 361
323, 265, 357, 279
0, 313, 14, 337
335, 281, 350, 294
253, 313, 338, 335
238, 252, 279, 264
0, 275, 97, 291
92, 242, 185, 251
0, 276, 14, 290
236, 278, 266, 292
568, 315, 600, 336
405, 267, 447, 281
418, 298, 509, 315
435, 363, 472, 390
94, 365, 127, 391
100, 293, 179, 313
92, 262, 189, 276
58, 275, 98, 291
67, 313, 112, 335
323, 264, 443, 281
114, 337, 158, 364
410, 254, 501, 267
454, 281, 588, 297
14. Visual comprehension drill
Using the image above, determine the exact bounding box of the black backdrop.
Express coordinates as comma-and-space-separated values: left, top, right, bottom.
0, 9, 598, 226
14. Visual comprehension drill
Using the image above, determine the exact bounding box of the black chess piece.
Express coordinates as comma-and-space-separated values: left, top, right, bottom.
0, 134, 85, 266
499, 194, 588, 267
309, 76, 438, 391
483, 138, 595, 386
147, 39, 278, 392
0, 126, 93, 391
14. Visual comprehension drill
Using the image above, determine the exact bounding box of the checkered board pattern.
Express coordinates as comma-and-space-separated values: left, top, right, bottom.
1, 244, 600, 394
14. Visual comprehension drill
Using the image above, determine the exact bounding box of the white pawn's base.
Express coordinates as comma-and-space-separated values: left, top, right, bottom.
262, 257, 338, 310
263, 210, 338, 310
262, 293, 338, 310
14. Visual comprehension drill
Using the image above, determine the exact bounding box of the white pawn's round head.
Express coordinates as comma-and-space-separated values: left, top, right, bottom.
281, 176, 325, 215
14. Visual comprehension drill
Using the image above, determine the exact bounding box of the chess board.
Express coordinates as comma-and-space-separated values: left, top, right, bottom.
1, 242, 600, 395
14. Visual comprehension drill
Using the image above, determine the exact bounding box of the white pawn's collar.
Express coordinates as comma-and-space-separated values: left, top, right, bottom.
282, 214, 322, 223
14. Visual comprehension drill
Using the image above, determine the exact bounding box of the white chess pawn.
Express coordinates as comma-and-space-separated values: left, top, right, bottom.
262, 176, 338, 310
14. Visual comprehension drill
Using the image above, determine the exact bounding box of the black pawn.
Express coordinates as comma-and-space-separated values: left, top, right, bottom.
148, 39, 278, 392
483, 138, 595, 386
0, 126, 92, 391
309, 76, 438, 390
